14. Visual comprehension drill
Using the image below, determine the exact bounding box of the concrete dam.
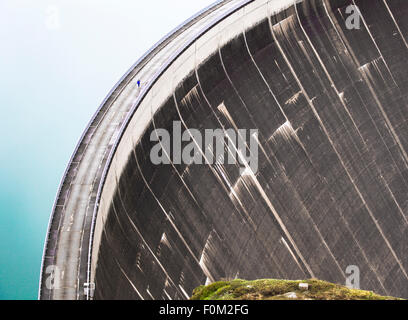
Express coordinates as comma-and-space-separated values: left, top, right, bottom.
39, 0, 408, 300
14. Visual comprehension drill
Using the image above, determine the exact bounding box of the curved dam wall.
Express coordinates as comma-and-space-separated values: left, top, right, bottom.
41, 0, 408, 300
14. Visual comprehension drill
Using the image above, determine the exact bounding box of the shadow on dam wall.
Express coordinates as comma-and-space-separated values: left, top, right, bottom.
43, 0, 408, 300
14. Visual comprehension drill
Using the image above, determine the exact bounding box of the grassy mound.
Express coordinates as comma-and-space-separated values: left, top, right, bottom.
191, 279, 402, 300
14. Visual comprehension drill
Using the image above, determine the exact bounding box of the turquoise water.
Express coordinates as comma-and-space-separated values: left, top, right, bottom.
0, 0, 213, 300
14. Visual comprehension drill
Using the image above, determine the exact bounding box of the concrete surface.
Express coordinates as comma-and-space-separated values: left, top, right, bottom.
40, 0, 408, 300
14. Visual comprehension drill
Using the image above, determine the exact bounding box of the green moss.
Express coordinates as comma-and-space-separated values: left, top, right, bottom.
190, 278, 403, 300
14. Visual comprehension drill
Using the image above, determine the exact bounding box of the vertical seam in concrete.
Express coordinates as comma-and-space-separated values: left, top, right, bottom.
382, 0, 408, 50
114, 256, 145, 300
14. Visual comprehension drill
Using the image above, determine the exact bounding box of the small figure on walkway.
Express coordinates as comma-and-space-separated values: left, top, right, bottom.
137, 80, 141, 88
